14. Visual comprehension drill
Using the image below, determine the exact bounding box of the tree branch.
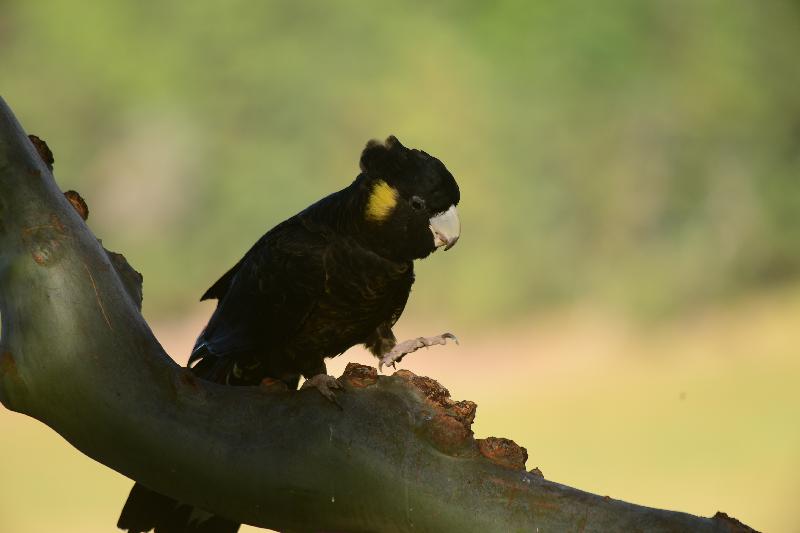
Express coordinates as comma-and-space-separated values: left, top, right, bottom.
0, 96, 758, 532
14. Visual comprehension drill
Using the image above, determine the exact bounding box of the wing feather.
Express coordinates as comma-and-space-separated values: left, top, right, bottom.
190, 218, 326, 366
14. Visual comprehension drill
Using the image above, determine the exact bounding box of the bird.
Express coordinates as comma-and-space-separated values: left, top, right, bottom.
117, 135, 461, 533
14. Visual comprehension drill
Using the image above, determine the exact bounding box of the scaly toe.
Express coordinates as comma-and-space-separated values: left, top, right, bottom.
378, 331, 459, 372
301, 374, 343, 407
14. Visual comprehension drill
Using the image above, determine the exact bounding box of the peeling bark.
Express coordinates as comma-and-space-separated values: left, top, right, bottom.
0, 97, 759, 532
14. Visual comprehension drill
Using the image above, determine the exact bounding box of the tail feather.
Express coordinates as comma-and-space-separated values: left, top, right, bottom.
188, 343, 236, 383
118, 483, 239, 533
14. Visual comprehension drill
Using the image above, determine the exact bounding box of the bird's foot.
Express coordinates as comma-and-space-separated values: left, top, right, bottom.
300, 374, 343, 407
378, 332, 458, 373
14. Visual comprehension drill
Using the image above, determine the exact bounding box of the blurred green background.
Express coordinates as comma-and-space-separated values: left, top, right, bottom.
1, 1, 799, 532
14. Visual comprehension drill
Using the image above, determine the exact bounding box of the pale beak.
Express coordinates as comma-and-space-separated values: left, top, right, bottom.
429, 204, 460, 251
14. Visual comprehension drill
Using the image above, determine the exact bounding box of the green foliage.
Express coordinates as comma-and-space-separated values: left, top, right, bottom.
2, 0, 799, 320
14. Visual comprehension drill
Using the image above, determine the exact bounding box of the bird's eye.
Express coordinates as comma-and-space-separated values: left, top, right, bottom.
410, 196, 425, 211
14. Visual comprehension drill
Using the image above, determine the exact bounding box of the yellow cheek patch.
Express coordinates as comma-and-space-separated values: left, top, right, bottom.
365, 179, 398, 222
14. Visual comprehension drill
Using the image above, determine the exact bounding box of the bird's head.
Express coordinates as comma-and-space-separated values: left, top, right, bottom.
358, 135, 460, 260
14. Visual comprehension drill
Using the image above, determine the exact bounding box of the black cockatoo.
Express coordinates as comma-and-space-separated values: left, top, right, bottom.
117, 135, 461, 533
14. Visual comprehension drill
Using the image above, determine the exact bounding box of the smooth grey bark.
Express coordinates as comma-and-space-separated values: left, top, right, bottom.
0, 96, 758, 532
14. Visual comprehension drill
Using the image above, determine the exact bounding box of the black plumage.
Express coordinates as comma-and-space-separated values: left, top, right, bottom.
118, 135, 460, 533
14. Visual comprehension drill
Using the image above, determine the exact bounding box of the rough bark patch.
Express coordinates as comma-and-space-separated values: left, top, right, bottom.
423, 413, 473, 454
394, 369, 451, 408
477, 437, 528, 470
451, 400, 477, 427
340, 363, 378, 388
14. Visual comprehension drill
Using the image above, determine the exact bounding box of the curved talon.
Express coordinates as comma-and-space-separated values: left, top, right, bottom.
442, 332, 459, 345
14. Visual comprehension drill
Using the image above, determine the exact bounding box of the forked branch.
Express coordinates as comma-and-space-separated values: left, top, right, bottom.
0, 97, 757, 532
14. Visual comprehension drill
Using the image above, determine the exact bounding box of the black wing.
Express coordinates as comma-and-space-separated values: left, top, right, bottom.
189, 217, 327, 374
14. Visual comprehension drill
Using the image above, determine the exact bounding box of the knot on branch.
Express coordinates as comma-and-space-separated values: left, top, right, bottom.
64, 190, 89, 221
28, 134, 54, 170
528, 466, 544, 479
104, 248, 143, 310
32, 148, 145, 310
21, 213, 68, 267
712, 512, 760, 532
